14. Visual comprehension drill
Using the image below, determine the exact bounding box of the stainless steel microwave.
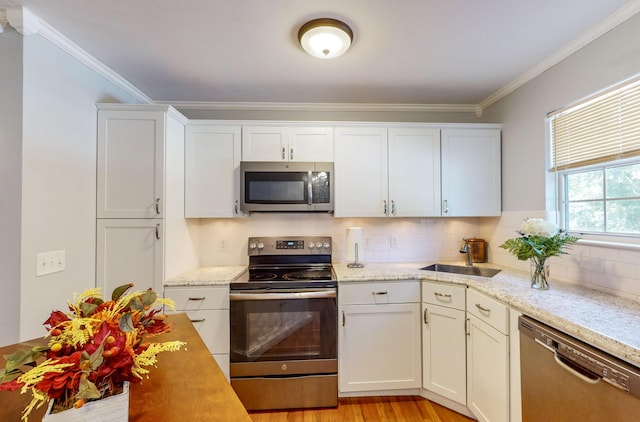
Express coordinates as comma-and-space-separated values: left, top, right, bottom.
240, 162, 334, 213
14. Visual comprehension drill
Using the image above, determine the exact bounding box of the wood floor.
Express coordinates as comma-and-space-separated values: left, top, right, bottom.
249, 396, 475, 422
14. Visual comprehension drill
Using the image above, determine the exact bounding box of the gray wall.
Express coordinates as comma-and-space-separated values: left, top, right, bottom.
3, 29, 141, 342
481, 12, 640, 212
0, 29, 23, 346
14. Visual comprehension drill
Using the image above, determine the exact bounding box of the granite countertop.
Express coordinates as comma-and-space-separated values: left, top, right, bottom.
164, 266, 247, 286
334, 262, 640, 368
165, 261, 640, 367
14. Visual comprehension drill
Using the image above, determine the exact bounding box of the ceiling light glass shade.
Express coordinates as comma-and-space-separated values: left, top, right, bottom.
298, 18, 353, 59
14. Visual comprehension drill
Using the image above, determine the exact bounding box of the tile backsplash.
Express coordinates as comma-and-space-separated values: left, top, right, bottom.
196, 211, 640, 301
198, 214, 484, 266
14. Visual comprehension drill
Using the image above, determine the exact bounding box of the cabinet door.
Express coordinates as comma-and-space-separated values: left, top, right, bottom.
441, 128, 501, 216
388, 128, 441, 217
334, 127, 389, 217
97, 110, 165, 218
241, 126, 288, 161
289, 126, 334, 162
339, 303, 421, 392
422, 303, 466, 405
96, 219, 163, 296
185, 125, 242, 217
467, 313, 509, 422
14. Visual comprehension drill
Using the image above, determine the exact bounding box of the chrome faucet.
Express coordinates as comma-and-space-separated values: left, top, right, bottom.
460, 238, 473, 266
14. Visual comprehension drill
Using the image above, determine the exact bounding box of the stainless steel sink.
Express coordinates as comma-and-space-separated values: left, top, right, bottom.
420, 263, 501, 277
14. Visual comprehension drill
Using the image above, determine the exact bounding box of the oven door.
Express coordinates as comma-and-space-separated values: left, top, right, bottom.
229, 288, 338, 410
229, 288, 337, 364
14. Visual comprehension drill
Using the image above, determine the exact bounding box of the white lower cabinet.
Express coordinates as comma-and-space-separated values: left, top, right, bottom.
164, 286, 230, 380
338, 281, 421, 393
422, 282, 467, 406
96, 219, 164, 295
466, 289, 510, 422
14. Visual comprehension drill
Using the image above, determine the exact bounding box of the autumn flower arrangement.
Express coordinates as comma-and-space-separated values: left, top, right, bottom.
0, 284, 186, 421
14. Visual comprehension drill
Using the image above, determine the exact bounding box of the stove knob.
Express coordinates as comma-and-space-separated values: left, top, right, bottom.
323, 242, 331, 249
308, 242, 315, 249
257, 242, 264, 250
249, 242, 257, 250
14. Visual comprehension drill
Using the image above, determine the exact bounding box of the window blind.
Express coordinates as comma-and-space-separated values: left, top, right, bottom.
550, 77, 640, 171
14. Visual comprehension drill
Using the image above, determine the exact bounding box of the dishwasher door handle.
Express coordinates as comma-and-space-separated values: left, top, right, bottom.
554, 353, 600, 385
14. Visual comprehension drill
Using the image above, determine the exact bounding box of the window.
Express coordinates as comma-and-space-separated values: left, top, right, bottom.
550, 75, 640, 235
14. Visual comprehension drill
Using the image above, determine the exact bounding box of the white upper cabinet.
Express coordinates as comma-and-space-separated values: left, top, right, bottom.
334, 127, 389, 217
441, 128, 501, 216
388, 128, 441, 217
97, 109, 165, 218
241, 126, 333, 162
334, 126, 440, 217
185, 124, 242, 218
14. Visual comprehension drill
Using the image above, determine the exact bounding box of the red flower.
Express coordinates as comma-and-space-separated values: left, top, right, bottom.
43, 310, 70, 329
0, 378, 24, 392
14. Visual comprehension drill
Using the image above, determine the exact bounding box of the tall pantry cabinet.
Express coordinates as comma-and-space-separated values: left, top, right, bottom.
96, 104, 198, 296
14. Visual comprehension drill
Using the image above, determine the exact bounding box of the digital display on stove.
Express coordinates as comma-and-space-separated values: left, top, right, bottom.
276, 240, 304, 249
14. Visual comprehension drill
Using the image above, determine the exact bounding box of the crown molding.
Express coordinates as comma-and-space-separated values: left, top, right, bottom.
478, 1, 640, 112
1, 6, 152, 104
1, 6, 40, 35
160, 101, 480, 115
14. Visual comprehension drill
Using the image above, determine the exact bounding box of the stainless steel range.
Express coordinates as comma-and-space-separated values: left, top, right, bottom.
229, 236, 338, 411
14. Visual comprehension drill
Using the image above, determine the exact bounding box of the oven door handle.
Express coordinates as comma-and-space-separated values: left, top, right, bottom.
230, 289, 336, 301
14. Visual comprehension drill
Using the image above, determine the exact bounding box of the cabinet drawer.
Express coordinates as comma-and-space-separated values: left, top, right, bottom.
165, 286, 229, 310
167, 309, 230, 355
339, 281, 420, 305
422, 282, 466, 310
466, 289, 509, 335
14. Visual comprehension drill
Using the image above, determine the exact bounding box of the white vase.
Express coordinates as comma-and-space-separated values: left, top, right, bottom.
43, 381, 129, 422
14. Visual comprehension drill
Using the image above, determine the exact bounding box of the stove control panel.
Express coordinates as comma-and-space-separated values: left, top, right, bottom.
248, 236, 332, 255
276, 240, 305, 249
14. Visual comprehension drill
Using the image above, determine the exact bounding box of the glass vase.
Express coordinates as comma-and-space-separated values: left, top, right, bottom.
530, 257, 550, 290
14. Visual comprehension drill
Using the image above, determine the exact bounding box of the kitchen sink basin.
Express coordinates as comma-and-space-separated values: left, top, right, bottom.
420, 263, 501, 278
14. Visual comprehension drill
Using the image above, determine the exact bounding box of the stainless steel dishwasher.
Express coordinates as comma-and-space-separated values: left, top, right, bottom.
519, 315, 640, 421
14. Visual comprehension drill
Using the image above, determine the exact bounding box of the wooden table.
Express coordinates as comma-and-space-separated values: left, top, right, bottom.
0, 313, 251, 421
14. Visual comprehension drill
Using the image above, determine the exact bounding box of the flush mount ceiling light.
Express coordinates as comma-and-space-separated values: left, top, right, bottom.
298, 18, 353, 59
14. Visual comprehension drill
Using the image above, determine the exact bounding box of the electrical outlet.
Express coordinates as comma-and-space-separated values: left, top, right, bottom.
36, 250, 66, 276
390, 236, 398, 249
220, 239, 228, 250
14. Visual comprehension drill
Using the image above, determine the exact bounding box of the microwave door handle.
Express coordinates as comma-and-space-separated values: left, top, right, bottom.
308, 171, 313, 205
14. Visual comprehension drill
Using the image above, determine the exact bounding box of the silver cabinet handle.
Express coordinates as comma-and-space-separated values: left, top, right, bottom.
281, 146, 286, 160
424, 308, 429, 325
391, 200, 396, 216
442, 199, 448, 214
155, 198, 161, 215
189, 318, 205, 323
434, 292, 453, 301
234, 200, 239, 215
290, 146, 294, 160
188, 297, 206, 301
383, 200, 388, 216
475, 303, 491, 314
155, 223, 160, 240
307, 171, 313, 205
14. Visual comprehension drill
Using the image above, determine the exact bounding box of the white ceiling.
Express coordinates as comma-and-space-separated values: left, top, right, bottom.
1, 0, 638, 109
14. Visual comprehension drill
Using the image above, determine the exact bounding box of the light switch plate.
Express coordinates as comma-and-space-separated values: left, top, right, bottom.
36, 250, 66, 276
